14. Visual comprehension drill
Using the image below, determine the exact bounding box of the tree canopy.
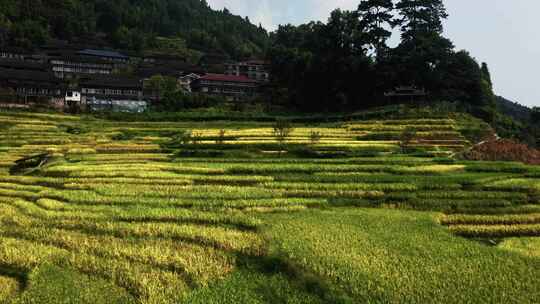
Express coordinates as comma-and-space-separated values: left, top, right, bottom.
268, 0, 497, 118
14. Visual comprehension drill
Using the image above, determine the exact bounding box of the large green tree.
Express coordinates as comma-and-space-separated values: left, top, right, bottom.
357, 0, 395, 58
395, 0, 448, 40
269, 9, 376, 112
391, 0, 454, 91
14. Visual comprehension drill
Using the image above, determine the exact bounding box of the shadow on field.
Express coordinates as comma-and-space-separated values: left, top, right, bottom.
233, 252, 353, 304
0, 263, 27, 289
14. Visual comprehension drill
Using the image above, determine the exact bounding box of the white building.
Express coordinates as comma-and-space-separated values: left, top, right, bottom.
65, 91, 81, 104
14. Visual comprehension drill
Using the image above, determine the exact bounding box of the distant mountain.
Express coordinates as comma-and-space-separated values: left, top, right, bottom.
0, 0, 269, 60
496, 96, 531, 124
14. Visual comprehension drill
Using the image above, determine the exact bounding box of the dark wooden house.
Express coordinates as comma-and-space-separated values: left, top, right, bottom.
80, 75, 144, 101
0, 68, 64, 101
225, 60, 270, 82
49, 55, 114, 79
384, 86, 428, 103
191, 73, 259, 101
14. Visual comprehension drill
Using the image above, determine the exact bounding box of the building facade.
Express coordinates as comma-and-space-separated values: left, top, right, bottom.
50, 56, 114, 79
225, 60, 270, 82
191, 74, 259, 100
80, 76, 147, 112
80, 76, 144, 101
178, 73, 202, 93
0, 68, 64, 100
0, 47, 30, 61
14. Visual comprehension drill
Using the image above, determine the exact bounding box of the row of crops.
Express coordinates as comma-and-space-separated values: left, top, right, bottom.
0, 111, 538, 303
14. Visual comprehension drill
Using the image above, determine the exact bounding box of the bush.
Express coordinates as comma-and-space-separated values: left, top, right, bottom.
171, 130, 194, 145
309, 131, 322, 144
463, 139, 540, 165
273, 119, 294, 146
216, 129, 227, 145
460, 127, 496, 144
112, 130, 139, 141
175, 150, 225, 158
399, 127, 416, 153
60, 124, 90, 135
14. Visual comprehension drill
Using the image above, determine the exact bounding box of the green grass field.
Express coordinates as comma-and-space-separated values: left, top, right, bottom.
0, 110, 538, 303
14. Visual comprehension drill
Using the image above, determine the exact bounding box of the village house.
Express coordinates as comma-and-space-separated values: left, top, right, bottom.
137, 61, 204, 80
137, 61, 205, 97
46, 48, 130, 79
191, 73, 259, 100
79, 75, 147, 112
49, 54, 116, 79
225, 60, 270, 82
384, 86, 428, 103
0, 59, 50, 73
142, 54, 187, 65
178, 73, 202, 93
0, 67, 64, 102
80, 75, 144, 101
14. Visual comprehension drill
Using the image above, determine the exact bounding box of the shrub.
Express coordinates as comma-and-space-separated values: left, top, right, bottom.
175, 150, 225, 158
288, 147, 321, 158
309, 131, 322, 144
171, 130, 193, 145
216, 129, 227, 145
463, 139, 540, 165
273, 119, 293, 146
191, 132, 203, 145
399, 127, 417, 153
460, 127, 496, 144
112, 130, 138, 141
0, 122, 14, 131
61, 124, 89, 135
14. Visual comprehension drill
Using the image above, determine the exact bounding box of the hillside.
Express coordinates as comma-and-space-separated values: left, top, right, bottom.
0, 109, 538, 303
496, 96, 531, 123
0, 0, 269, 59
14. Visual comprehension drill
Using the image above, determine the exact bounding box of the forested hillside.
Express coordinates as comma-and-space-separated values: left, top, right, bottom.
496, 96, 531, 123
0, 0, 269, 59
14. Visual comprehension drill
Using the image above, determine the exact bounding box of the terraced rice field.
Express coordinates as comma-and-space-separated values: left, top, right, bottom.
0, 111, 538, 303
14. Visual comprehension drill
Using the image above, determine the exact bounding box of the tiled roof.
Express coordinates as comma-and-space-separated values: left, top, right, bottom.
78, 49, 129, 60
137, 63, 205, 78
143, 53, 187, 62
50, 54, 114, 65
241, 60, 270, 65
80, 76, 142, 89
200, 73, 258, 83
0, 68, 62, 86
0, 59, 49, 72
0, 47, 32, 54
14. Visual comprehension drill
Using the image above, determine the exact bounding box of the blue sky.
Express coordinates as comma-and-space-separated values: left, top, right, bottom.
207, 0, 540, 107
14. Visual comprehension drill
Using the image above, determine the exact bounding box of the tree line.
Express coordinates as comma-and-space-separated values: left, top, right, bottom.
267, 0, 496, 121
